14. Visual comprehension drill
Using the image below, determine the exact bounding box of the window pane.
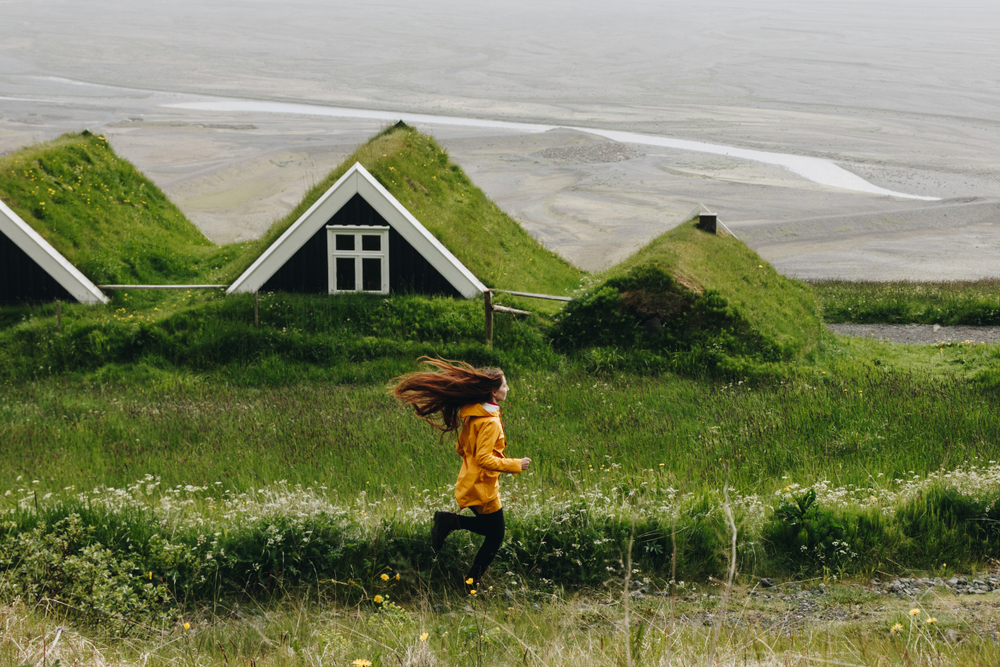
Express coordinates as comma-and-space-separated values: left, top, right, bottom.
361, 234, 381, 252
362, 258, 382, 291
336, 257, 356, 291
335, 234, 355, 251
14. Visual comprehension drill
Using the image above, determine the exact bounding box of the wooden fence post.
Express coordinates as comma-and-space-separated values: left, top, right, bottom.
484, 290, 493, 346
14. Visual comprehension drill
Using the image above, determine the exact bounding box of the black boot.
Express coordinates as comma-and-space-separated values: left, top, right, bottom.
431, 511, 459, 553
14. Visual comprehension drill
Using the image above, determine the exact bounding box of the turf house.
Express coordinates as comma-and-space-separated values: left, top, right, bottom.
0, 197, 108, 305
227, 162, 487, 299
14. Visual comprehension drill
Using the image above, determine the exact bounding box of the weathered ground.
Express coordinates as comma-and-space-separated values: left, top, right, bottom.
827, 324, 1000, 344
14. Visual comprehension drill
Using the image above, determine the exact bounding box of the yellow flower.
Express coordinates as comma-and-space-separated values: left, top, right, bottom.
183, 622, 190, 630
351, 661, 372, 667
395, 573, 401, 580
470, 589, 477, 595
891, 623, 903, 634
925, 617, 937, 624
381, 573, 390, 581
420, 632, 429, 642
374, 595, 383, 604
909, 608, 921, 616
466, 578, 474, 585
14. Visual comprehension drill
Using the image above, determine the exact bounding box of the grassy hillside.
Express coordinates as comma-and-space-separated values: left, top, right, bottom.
0, 131, 218, 285
228, 122, 585, 296
602, 220, 827, 360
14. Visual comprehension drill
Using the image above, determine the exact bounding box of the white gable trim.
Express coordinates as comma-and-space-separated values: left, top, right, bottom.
227, 163, 486, 298
0, 198, 108, 305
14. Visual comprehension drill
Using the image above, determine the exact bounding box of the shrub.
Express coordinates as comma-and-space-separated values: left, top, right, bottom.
762, 489, 857, 574
551, 264, 784, 378
0, 514, 171, 635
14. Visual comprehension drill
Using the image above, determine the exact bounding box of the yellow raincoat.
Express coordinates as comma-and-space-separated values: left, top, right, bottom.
454, 403, 523, 514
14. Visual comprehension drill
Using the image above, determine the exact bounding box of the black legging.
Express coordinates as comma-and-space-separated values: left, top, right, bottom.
457, 507, 505, 583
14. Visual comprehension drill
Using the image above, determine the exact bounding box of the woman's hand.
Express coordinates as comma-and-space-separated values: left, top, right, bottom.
520, 457, 532, 471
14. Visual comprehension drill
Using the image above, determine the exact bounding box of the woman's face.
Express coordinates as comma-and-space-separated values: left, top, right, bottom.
492, 374, 509, 403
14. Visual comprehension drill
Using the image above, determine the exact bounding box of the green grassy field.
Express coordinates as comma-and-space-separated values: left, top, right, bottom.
813, 279, 1000, 325
3, 128, 1000, 665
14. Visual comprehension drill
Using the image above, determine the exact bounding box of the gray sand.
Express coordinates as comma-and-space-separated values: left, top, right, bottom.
827, 324, 1000, 345
1, 0, 999, 278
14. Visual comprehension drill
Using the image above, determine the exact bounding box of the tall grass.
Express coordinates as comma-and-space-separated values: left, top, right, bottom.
3, 365, 999, 498
813, 279, 1000, 325
5, 583, 1000, 667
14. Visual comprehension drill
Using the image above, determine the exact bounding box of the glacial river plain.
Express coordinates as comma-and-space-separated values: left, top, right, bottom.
1, 0, 998, 278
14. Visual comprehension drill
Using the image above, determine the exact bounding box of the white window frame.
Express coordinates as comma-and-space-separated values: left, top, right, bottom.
327, 226, 390, 294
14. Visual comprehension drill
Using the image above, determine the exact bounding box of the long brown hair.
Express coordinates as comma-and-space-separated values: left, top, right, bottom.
390, 356, 504, 433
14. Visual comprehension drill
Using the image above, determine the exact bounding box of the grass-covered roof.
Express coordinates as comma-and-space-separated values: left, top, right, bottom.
603, 221, 827, 360
0, 131, 216, 286
230, 122, 585, 296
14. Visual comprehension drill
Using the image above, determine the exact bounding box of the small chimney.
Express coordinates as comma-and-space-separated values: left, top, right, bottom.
697, 212, 718, 234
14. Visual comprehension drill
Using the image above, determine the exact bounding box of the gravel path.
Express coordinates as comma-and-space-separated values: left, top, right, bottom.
827, 323, 1000, 344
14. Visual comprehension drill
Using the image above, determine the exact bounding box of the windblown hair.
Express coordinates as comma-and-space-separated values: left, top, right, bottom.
390, 357, 504, 433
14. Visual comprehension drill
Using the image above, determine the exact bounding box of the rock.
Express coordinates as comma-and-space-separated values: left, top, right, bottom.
759, 578, 775, 588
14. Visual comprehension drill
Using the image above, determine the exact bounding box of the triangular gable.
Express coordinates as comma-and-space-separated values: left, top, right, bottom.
0, 198, 108, 305
227, 163, 487, 298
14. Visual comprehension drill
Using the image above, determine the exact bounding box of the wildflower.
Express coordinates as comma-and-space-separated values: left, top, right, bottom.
381, 573, 390, 581
351, 661, 372, 667
925, 617, 937, 624
470, 589, 477, 595
909, 608, 921, 616
466, 578, 474, 585
891, 623, 903, 634
395, 573, 401, 580
183, 622, 190, 630
420, 632, 429, 642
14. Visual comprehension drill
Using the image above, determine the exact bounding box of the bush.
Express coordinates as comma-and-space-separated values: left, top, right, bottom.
762, 489, 857, 574
551, 264, 782, 367
0, 514, 171, 635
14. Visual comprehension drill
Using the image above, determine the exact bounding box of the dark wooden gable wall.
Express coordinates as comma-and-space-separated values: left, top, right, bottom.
0, 231, 73, 304
262, 194, 460, 297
